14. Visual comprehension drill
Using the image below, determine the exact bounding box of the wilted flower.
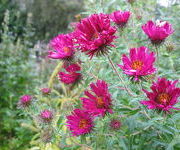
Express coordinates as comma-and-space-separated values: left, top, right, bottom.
118, 46, 156, 81
110, 10, 131, 28
58, 63, 81, 84
39, 109, 53, 123
48, 34, 74, 60
73, 13, 117, 58
81, 80, 113, 117
66, 109, 94, 136
40, 129, 53, 143
41, 88, 51, 95
166, 42, 175, 52
127, 0, 135, 4
142, 20, 174, 45
140, 78, 180, 112
109, 119, 121, 130
18, 95, 32, 108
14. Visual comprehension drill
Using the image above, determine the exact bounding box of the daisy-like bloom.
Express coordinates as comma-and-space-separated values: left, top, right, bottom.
39, 109, 53, 123
109, 119, 121, 130
110, 10, 131, 28
81, 80, 113, 117
140, 78, 180, 112
58, 63, 81, 84
66, 109, 94, 136
118, 46, 156, 81
41, 88, 51, 95
18, 95, 32, 108
48, 34, 74, 60
142, 20, 174, 45
73, 13, 117, 59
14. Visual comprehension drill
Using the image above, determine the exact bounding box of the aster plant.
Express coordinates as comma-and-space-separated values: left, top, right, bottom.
17, 1, 180, 149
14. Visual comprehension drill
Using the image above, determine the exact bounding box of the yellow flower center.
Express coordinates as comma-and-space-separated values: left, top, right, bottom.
131, 60, 143, 70
79, 119, 88, 129
157, 93, 170, 104
63, 47, 70, 53
96, 97, 105, 108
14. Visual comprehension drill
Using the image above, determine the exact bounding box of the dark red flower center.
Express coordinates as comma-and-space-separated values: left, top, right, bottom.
79, 119, 88, 129
131, 60, 143, 70
63, 47, 70, 53
157, 93, 170, 104
96, 97, 105, 108
91, 32, 99, 40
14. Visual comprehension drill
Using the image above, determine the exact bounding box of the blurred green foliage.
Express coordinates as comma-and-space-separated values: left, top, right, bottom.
0, 10, 37, 150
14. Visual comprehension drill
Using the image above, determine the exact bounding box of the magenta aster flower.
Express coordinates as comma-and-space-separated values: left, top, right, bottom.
118, 46, 156, 81
73, 13, 117, 58
142, 20, 174, 45
110, 10, 131, 27
81, 80, 113, 117
18, 95, 32, 108
109, 119, 121, 130
58, 63, 81, 84
140, 78, 180, 112
39, 109, 53, 123
48, 34, 74, 60
66, 109, 94, 136
41, 88, 51, 95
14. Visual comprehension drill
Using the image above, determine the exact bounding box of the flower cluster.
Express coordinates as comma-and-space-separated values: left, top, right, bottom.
19, 8, 179, 143
66, 80, 113, 136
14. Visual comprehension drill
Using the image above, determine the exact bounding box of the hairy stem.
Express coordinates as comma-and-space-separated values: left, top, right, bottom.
155, 46, 159, 77
107, 55, 135, 97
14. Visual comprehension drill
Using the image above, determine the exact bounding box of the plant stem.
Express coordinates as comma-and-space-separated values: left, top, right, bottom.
155, 46, 159, 77
107, 55, 135, 97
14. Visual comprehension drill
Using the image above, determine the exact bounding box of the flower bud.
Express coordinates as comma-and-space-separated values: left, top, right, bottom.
109, 119, 121, 130
18, 95, 32, 108
39, 109, 53, 123
41, 88, 51, 95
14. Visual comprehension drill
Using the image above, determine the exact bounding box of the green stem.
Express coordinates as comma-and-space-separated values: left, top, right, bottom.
107, 55, 135, 97
48, 61, 63, 89
155, 46, 159, 77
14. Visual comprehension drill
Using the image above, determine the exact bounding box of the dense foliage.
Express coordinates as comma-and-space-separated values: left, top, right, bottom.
0, 0, 180, 150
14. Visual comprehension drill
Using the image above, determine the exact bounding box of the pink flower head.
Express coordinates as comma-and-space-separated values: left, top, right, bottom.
110, 10, 131, 27
140, 78, 180, 112
18, 95, 32, 108
66, 109, 94, 136
110, 119, 121, 130
39, 109, 53, 123
48, 34, 74, 60
41, 88, 51, 95
58, 63, 81, 84
118, 46, 156, 81
73, 13, 117, 59
81, 80, 113, 117
142, 20, 174, 45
